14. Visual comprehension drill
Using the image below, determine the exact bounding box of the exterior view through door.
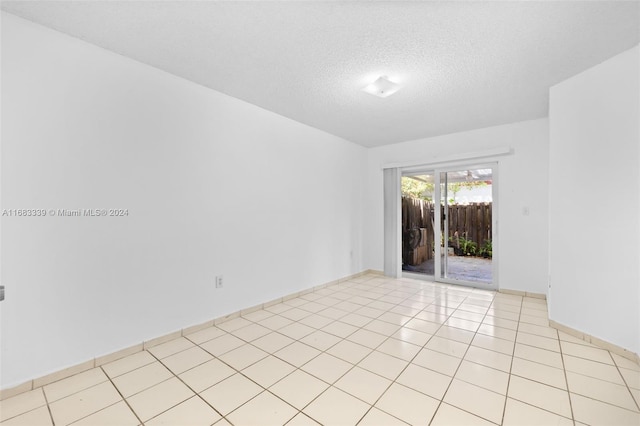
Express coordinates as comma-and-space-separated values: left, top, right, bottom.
402, 166, 494, 287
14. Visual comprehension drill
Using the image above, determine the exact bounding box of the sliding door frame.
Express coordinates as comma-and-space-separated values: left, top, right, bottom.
394, 160, 500, 291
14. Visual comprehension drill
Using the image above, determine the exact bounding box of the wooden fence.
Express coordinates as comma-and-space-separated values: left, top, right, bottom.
402, 196, 492, 265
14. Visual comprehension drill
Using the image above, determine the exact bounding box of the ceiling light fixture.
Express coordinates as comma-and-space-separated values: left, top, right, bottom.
362, 76, 401, 98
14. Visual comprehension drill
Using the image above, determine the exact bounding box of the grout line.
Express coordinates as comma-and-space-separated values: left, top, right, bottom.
144, 350, 228, 424
41, 386, 56, 426
500, 292, 523, 425
609, 352, 640, 413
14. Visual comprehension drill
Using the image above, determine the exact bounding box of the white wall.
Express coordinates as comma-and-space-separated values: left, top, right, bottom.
0, 13, 364, 388
549, 45, 640, 355
364, 119, 550, 295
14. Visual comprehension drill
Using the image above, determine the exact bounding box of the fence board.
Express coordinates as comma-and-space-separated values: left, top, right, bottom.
402, 196, 492, 264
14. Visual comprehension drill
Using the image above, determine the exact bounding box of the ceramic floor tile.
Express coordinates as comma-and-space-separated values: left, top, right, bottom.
283, 297, 310, 308
519, 314, 548, 327
454, 360, 509, 395
0, 406, 53, 426
299, 330, 341, 351
145, 396, 220, 426
412, 348, 462, 376
327, 340, 372, 364
571, 393, 640, 425
566, 371, 638, 411
147, 337, 194, 359
516, 332, 560, 352
218, 344, 268, 370
0, 388, 47, 422
216, 317, 252, 332
301, 353, 352, 384
269, 370, 329, 410
472, 333, 515, 355
357, 407, 408, 425
241, 309, 274, 323
482, 315, 518, 330
178, 358, 235, 393
44, 368, 108, 403
630, 388, 640, 407
242, 355, 296, 388
251, 332, 294, 353
396, 363, 452, 400
358, 351, 408, 380
502, 398, 573, 426
477, 324, 517, 342
199, 333, 245, 357
231, 323, 271, 342
286, 412, 321, 425
517, 322, 558, 340
612, 353, 640, 371
199, 374, 262, 416
112, 362, 173, 398
334, 366, 391, 404
299, 301, 330, 314
510, 357, 567, 390
320, 320, 358, 338
507, 375, 572, 418
375, 383, 439, 425
227, 391, 297, 426
101, 351, 156, 379
303, 387, 370, 426
557, 330, 591, 346
259, 314, 294, 330
279, 307, 312, 321
346, 329, 387, 349
318, 307, 349, 320
451, 309, 486, 323
274, 342, 321, 367
391, 327, 432, 346
401, 318, 439, 334
443, 379, 505, 424
426, 336, 469, 358
376, 338, 420, 361
560, 341, 613, 364
444, 317, 481, 332
363, 319, 401, 336
184, 326, 226, 345
72, 401, 139, 426
126, 377, 194, 422
414, 310, 449, 325
298, 314, 333, 329
49, 381, 122, 426
563, 354, 625, 385
161, 346, 214, 375
376, 311, 409, 325
339, 313, 373, 328
620, 367, 640, 390
277, 323, 316, 340
436, 325, 476, 344
514, 343, 563, 369
430, 403, 496, 426
458, 303, 490, 314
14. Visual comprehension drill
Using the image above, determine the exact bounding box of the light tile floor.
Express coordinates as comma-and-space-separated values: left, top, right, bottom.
2, 274, 639, 425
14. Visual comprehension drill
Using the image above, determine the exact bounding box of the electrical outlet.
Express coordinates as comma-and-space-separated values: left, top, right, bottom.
215, 275, 224, 288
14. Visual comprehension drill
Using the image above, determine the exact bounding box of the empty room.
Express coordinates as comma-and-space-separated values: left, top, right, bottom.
1, 1, 639, 425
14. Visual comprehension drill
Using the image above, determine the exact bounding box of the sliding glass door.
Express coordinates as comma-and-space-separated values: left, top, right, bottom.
403, 163, 496, 289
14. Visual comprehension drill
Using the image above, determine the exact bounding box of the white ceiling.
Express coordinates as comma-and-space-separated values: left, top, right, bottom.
2, 1, 639, 147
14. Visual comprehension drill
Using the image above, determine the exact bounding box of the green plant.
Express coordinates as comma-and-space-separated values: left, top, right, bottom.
450, 234, 477, 256
459, 236, 477, 256
478, 239, 492, 258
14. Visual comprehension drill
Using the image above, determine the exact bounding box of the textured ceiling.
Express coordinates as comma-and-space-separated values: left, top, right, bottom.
2, 1, 639, 147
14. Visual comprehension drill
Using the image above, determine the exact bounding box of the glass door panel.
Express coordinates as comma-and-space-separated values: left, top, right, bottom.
438, 167, 494, 286
401, 172, 436, 277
